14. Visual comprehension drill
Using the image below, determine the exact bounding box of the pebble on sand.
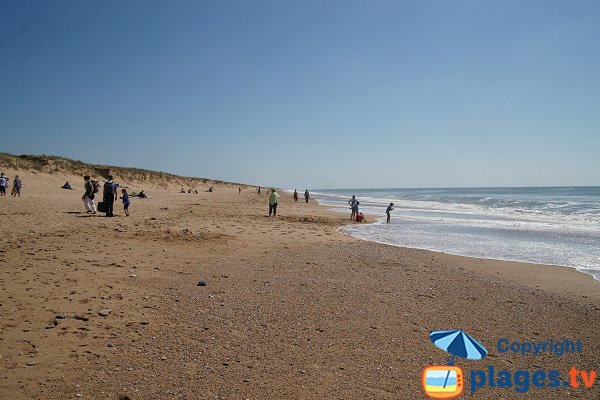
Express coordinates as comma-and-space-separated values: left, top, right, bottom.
98, 309, 112, 317
197, 279, 207, 287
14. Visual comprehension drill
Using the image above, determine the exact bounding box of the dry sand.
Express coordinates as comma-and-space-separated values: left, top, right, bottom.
0, 169, 599, 399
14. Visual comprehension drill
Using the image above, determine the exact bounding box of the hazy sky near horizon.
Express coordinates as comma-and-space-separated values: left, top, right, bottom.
1, 1, 599, 188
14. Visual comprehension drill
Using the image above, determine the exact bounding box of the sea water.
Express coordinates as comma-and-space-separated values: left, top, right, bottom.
312, 187, 600, 280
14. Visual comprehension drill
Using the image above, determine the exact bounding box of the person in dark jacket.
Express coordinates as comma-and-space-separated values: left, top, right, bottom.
103, 176, 118, 217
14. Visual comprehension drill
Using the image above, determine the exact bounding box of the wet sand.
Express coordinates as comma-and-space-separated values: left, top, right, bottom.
0, 170, 598, 399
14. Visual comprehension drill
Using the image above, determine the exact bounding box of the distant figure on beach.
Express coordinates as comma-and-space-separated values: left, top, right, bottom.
121, 188, 131, 217
386, 202, 394, 224
257, 186, 261, 195
188, 188, 192, 193
206, 186, 213, 192
180, 188, 185, 193
268, 188, 280, 218
356, 212, 366, 223
12, 175, 22, 197
194, 189, 198, 194
293, 190, 298, 202
137, 190, 148, 198
82, 176, 96, 214
304, 189, 310, 203
0, 173, 8, 196
103, 175, 118, 217
348, 195, 359, 220
62, 181, 74, 190
239, 187, 242, 194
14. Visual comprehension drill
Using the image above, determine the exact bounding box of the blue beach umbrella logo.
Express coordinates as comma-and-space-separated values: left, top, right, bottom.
429, 329, 488, 364
422, 330, 488, 398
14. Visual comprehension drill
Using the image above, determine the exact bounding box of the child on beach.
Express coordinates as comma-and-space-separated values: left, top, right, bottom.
356, 212, 366, 223
121, 189, 131, 216
386, 202, 394, 223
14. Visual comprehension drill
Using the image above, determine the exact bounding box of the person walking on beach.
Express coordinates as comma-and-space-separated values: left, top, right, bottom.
304, 189, 310, 203
293, 190, 298, 202
268, 188, 280, 218
103, 175, 118, 217
121, 188, 131, 217
348, 195, 359, 220
12, 175, 22, 197
0, 173, 8, 196
386, 202, 394, 224
239, 187, 242, 195
257, 186, 261, 195
83, 176, 97, 214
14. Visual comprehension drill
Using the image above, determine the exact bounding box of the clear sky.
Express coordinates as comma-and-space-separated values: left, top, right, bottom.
1, 1, 599, 188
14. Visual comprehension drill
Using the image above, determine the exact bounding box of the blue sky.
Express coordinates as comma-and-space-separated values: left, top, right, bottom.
1, 1, 599, 188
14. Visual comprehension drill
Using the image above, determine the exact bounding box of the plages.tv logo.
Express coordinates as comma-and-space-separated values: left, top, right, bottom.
422, 330, 487, 399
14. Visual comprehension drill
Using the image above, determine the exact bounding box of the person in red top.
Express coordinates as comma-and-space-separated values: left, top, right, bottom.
355, 212, 366, 223
293, 190, 298, 202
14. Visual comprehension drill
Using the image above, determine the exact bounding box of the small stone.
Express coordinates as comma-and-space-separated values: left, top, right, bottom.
55, 314, 66, 319
160, 356, 167, 360
107, 342, 114, 348
98, 309, 111, 317
118, 395, 131, 400
26, 361, 37, 366
74, 315, 90, 322
197, 279, 207, 287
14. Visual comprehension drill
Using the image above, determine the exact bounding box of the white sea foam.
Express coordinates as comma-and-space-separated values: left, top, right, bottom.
313, 188, 600, 280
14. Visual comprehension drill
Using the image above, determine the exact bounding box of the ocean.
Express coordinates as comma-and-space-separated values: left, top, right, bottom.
312, 187, 600, 280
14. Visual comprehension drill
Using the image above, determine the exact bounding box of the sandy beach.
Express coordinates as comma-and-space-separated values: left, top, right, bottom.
1, 167, 599, 399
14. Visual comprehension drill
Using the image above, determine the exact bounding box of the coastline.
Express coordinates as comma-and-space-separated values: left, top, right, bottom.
335, 222, 600, 302
1, 170, 598, 399
323, 200, 599, 302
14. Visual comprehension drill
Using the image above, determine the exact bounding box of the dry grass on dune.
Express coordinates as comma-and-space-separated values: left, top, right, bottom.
0, 152, 251, 190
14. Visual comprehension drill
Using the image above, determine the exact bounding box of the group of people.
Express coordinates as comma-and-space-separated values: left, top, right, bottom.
264, 188, 311, 218
83, 175, 131, 217
348, 195, 395, 223
264, 190, 395, 223
0, 173, 22, 197
292, 189, 310, 203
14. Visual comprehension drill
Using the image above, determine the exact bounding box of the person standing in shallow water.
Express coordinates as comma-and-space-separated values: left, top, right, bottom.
268, 188, 280, 218
348, 195, 359, 220
103, 175, 118, 217
386, 202, 394, 224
